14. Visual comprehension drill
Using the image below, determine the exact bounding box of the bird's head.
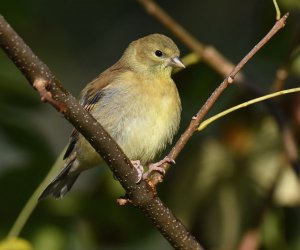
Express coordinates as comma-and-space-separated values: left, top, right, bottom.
122, 34, 185, 76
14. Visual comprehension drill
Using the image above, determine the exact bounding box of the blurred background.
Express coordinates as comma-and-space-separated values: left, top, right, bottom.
1, 0, 300, 249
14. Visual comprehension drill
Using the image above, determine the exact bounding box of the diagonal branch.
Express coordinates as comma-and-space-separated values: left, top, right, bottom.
138, 3, 296, 249
0, 15, 203, 250
141, 4, 290, 185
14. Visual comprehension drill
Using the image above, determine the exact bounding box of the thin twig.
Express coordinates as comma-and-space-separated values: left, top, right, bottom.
7, 150, 65, 238
139, 2, 298, 249
0, 15, 203, 250
138, 0, 297, 178
138, 0, 295, 179
198, 87, 300, 131
147, 12, 289, 185
273, 0, 281, 21
138, 1, 297, 170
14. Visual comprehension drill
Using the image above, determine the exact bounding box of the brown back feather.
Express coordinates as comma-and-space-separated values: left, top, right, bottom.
63, 60, 131, 160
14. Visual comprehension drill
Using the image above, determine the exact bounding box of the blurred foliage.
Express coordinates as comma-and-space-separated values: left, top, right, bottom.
1, 0, 300, 249
0, 238, 32, 250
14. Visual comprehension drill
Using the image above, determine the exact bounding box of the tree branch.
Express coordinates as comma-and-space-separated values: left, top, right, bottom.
139, 0, 290, 185
138, 3, 297, 248
0, 15, 203, 250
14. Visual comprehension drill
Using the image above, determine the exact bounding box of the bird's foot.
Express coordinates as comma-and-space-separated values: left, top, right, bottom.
131, 160, 144, 183
143, 157, 175, 180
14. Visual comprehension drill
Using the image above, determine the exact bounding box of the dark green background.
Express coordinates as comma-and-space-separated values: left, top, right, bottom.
1, 0, 300, 249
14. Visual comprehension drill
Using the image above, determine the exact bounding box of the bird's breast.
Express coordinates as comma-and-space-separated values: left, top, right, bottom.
92, 73, 181, 164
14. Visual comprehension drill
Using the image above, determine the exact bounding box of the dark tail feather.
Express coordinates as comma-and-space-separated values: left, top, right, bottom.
38, 160, 80, 201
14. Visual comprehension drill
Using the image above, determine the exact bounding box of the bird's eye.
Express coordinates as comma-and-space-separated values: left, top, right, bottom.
155, 50, 163, 57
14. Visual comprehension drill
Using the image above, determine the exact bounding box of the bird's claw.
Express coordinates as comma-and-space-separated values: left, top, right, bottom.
143, 156, 175, 180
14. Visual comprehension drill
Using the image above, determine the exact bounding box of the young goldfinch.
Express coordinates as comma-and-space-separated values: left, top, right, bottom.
39, 34, 184, 200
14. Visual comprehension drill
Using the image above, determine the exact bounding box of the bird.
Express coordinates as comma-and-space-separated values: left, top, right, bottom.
39, 34, 184, 200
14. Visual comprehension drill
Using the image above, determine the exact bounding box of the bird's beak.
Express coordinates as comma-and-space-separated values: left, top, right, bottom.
169, 56, 185, 68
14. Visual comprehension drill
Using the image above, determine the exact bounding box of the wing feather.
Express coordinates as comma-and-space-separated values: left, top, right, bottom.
63, 61, 130, 159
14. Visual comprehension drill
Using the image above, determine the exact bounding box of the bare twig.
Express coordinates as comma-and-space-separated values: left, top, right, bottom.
146, 10, 289, 185
0, 15, 203, 250
198, 87, 300, 131
139, 0, 297, 171
138, 0, 298, 180
273, 0, 281, 20
139, 2, 298, 249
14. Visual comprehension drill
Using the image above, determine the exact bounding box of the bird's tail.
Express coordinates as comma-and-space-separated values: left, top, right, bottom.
38, 159, 79, 201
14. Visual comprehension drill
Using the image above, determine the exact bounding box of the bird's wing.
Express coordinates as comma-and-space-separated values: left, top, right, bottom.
63, 62, 130, 160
